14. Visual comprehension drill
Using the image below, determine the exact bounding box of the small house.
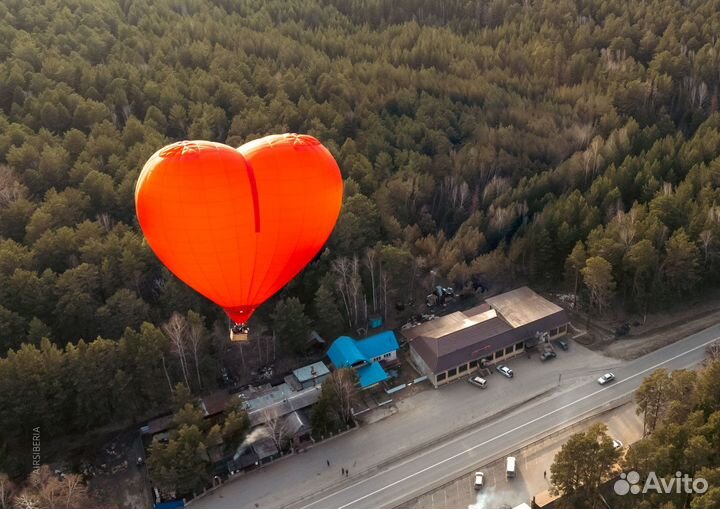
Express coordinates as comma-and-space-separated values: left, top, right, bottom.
327, 331, 399, 389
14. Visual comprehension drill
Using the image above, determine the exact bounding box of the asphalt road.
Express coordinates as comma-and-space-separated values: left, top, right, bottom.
285, 324, 720, 509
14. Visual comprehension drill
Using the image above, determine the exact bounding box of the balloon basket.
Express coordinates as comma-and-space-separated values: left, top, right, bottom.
230, 324, 250, 342
230, 330, 249, 342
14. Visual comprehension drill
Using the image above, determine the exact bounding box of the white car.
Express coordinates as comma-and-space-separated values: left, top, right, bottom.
497, 365, 514, 378
597, 372, 615, 385
474, 471, 484, 490
612, 439, 624, 450
468, 375, 488, 389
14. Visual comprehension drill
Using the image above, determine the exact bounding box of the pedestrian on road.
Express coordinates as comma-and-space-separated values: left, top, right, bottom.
341, 468, 345, 476
346, 469, 349, 477
544, 470, 547, 478
327, 459, 330, 467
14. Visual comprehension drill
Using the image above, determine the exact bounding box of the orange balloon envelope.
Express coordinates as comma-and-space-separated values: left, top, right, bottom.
135, 134, 343, 324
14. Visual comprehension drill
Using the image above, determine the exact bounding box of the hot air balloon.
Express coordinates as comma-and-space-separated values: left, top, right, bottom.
135, 134, 343, 341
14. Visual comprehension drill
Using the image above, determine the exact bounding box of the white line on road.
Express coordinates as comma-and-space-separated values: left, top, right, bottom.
296, 334, 719, 509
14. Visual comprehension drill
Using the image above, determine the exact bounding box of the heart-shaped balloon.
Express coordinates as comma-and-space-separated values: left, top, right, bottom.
135, 134, 343, 323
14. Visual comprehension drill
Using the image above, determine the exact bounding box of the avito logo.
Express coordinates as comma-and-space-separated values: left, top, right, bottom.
614, 471, 708, 496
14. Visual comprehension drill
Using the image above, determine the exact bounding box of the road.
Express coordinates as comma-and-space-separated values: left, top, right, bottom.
405, 400, 644, 509
195, 324, 719, 509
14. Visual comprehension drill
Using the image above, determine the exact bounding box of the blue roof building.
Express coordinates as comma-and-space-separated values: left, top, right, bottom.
355, 331, 399, 360
357, 363, 389, 388
327, 331, 399, 389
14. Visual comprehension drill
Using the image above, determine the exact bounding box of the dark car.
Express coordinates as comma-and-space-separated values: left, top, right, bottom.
556, 339, 569, 351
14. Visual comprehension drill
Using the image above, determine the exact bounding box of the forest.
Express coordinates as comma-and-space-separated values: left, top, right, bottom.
2, 0, 720, 479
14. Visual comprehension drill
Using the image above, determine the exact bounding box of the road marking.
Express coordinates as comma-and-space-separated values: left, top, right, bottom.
296, 334, 719, 509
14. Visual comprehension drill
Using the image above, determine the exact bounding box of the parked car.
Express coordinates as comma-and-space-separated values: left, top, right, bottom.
468, 375, 488, 389
597, 372, 616, 385
496, 365, 514, 378
556, 339, 569, 351
540, 350, 556, 360
612, 439, 624, 450
474, 471, 484, 490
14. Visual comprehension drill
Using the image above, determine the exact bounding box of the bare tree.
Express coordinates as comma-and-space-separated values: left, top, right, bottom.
706, 340, 720, 361
331, 258, 353, 327
365, 249, 377, 312
16, 466, 92, 509
11, 493, 39, 509
0, 165, 27, 207
327, 369, 357, 425
699, 230, 713, 264
160, 353, 174, 395
262, 407, 289, 451
0, 474, 15, 509
349, 256, 362, 326
616, 208, 637, 249
60, 475, 88, 509
380, 270, 389, 320
163, 313, 191, 389
186, 312, 205, 389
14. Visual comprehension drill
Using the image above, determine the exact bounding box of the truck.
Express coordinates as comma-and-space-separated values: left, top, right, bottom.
506, 456, 516, 478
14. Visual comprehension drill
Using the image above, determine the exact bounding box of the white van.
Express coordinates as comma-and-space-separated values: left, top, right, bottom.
506, 456, 516, 478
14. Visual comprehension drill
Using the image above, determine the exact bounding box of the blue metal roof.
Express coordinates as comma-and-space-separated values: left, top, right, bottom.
356, 331, 399, 360
357, 362, 389, 388
327, 336, 366, 368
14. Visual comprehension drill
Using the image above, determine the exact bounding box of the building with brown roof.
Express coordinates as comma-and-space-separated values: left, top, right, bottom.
403, 287, 569, 387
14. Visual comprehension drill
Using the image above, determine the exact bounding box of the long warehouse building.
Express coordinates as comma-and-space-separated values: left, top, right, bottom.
402, 287, 569, 388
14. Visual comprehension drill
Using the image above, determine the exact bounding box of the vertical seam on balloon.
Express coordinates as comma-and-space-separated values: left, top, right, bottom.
245, 142, 286, 306
245, 160, 261, 233
242, 145, 267, 310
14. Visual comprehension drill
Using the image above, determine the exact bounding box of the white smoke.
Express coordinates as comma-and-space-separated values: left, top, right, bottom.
468, 487, 509, 509
233, 426, 270, 460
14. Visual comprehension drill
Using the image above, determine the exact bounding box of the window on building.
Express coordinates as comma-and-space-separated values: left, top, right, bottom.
494, 351, 502, 360
516, 342, 524, 350
459, 364, 468, 373
448, 368, 457, 377
469, 360, 478, 369
437, 372, 446, 381
550, 328, 558, 336
504, 347, 513, 356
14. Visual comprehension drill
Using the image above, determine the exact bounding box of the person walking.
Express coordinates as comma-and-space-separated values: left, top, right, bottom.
327, 459, 330, 467
544, 470, 547, 478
